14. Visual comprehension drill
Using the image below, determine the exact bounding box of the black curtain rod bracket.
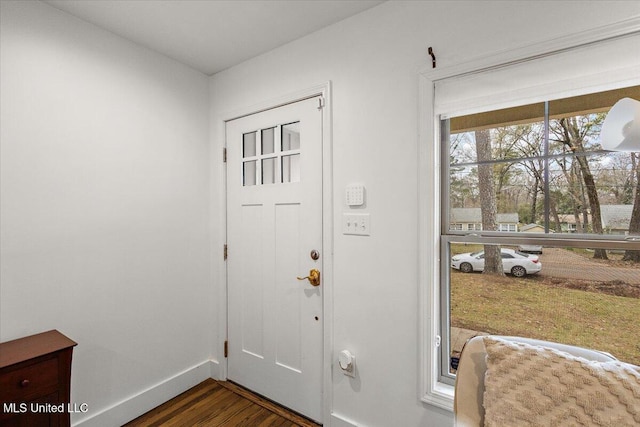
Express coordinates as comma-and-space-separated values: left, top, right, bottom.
428, 47, 436, 68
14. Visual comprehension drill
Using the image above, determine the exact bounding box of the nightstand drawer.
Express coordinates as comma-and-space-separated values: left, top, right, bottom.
0, 357, 59, 402
1, 330, 76, 427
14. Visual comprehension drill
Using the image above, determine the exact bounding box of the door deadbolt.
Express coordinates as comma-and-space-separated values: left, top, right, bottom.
310, 250, 320, 260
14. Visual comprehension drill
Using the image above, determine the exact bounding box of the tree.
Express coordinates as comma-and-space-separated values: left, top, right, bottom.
475, 129, 504, 275
553, 116, 608, 259
511, 123, 560, 230
595, 152, 635, 205
492, 126, 523, 214
450, 133, 480, 208
555, 153, 589, 233
623, 152, 640, 262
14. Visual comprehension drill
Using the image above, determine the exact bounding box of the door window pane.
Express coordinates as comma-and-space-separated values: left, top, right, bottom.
242, 122, 305, 186
282, 122, 301, 151
262, 128, 275, 155
243, 132, 256, 158
262, 158, 276, 184
243, 161, 256, 186
282, 154, 300, 183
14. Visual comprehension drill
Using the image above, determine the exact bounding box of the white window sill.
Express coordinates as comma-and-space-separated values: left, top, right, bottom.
422, 381, 454, 412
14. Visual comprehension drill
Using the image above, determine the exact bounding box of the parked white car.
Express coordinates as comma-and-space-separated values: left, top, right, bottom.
451, 248, 542, 277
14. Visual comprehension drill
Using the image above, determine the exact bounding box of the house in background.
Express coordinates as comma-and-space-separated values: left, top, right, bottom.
1, 1, 639, 426
600, 204, 634, 234
554, 205, 634, 234
556, 214, 580, 233
520, 223, 546, 233
450, 208, 519, 232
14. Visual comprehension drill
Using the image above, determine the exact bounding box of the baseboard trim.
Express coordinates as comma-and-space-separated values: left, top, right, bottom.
209, 358, 221, 379
331, 412, 359, 427
72, 360, 215, 427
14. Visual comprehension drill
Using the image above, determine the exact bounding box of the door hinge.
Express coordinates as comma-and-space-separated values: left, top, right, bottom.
224, 244, 228, 260
224, 340, 228, 358
317, 97, 324, 110
223, 148, 227, 163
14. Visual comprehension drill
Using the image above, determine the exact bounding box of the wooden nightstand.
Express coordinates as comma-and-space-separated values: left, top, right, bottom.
0, 330, 77, 427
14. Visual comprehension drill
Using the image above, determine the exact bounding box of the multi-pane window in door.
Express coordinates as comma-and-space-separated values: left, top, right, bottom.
242, 122, 301, 186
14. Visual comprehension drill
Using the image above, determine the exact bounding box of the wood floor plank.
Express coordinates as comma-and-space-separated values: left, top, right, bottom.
132, 381, 225, 426
167, 390, 253, 427
218, 381, 319, 427
123, 379, 321, 427
129, 381, 223, 426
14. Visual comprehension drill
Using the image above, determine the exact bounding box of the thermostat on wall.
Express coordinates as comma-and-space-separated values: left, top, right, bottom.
346, 185, 365, 206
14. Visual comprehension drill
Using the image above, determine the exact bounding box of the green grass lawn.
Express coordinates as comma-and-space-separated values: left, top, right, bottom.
451, 272, 640, 366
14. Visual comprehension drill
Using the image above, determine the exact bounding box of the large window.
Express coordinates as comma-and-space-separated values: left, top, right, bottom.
439, 86, 640, 385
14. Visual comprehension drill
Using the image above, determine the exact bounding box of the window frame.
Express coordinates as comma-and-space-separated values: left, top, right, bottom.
418, 20, 640, 412
439, 104, 639, 385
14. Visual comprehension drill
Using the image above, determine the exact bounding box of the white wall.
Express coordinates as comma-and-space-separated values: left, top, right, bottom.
0, 1, 211, 424
209, 1, 640, 426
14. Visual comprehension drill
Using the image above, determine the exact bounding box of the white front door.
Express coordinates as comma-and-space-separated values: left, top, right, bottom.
226, 96, 323, 423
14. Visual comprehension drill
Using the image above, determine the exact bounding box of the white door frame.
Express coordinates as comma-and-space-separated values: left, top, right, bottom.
216, 82, 333, 423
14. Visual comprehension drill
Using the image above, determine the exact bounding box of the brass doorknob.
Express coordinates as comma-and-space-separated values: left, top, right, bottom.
297, 269, 320, 286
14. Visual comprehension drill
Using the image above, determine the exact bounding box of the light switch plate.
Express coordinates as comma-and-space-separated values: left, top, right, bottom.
342, 213, 370, 236
346, 185, 365, 206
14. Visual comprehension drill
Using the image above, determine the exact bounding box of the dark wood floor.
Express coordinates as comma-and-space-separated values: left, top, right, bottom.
123, 379, 322, 427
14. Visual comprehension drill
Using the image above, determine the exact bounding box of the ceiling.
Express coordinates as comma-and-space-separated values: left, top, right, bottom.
43, 0, 385, 76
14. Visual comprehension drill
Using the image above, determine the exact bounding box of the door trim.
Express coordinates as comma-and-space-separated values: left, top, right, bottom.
217, 82, 333, 424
